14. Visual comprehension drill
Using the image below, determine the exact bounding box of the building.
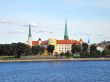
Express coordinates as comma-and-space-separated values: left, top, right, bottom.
27, 20, 81, 55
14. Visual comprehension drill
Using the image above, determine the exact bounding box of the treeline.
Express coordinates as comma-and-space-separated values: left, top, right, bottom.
0, 43, 54, 58
0, 43, 32, 58
59, 43, 110, 58
0, 42, 110, 58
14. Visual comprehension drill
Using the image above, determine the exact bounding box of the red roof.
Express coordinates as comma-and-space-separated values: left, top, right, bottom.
32, 41, 38, 46
32, 40, 80, 46
32, 41, 48, 46
57, 40, 80, 44
42, 41, 48, 44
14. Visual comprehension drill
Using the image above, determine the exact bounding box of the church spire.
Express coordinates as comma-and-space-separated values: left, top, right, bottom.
64, 18, 69, 40
28, 24, 32, 37
28, 24, 32, 47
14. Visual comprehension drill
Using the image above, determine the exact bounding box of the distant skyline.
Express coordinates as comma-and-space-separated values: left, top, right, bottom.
0, 0, 110, 44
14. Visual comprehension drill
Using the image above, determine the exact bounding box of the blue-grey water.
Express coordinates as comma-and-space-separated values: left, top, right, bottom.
0, 61, 110, 82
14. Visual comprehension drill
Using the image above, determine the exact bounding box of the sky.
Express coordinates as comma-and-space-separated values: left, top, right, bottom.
0, 0, 110, 44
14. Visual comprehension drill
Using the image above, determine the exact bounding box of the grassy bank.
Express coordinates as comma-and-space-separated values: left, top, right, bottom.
0, 57, 110, 62
0, 56, 15, 60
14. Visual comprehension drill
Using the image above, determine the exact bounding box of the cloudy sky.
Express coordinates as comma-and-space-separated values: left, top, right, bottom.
0, 0, 110, 44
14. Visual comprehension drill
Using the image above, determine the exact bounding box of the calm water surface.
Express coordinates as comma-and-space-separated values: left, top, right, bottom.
0, 61, 110, 82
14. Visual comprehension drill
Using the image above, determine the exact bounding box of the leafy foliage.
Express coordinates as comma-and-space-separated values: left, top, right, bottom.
71, 44, 81, 54
82, 43, 88, 51
65, 51, 71, 58
47, 45, 55, 55
0, 43, 31, 58
32, 46, 45, 55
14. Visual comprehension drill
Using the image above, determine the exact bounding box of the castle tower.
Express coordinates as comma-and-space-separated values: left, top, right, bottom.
38, 38, 42, 45
64, 19, 69, 40
28, 24, 32, 47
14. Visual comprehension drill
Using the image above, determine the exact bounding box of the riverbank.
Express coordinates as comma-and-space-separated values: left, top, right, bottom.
0, 58, 110, 62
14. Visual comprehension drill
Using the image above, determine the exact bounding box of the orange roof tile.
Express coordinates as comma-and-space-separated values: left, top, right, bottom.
57, 40, 80, 44
42, 41, 48, 44
32, 40, 80, 46
32, 41, 48, 46
32, 41, 38, 45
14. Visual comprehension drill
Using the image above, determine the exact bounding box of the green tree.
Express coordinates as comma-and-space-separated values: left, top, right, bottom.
107, 44, 110, 50
90, 44, 97, 52
15, 43, 27, 58
96, 50, 102, 58
102, 49, 110, 57
32, 46, 40, 55
11, 43, 17, 56
0, 43, 32, 57
39, 46, 45, 55
90, 51, 98, 58
24, 45, 32, 56
88, 44, 103, 58
65, 51, 71, 58
47, 45, 55, 55
80, 51, 90, 58
60, 52, 65, 56
32, 46, 45, 55
82, 43, 88, 51
71, 44, 81, 54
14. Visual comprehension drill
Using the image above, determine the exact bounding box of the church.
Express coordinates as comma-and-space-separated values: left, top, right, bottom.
26, 19, 82, 55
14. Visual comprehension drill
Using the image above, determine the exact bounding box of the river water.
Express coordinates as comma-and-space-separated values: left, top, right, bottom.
0, 61, 110, 82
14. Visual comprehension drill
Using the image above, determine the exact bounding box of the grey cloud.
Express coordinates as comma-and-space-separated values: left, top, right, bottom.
0, 19, 15, 24
7, 29, 26, 34
36, 30, 53, 34
0, 19, 38, 27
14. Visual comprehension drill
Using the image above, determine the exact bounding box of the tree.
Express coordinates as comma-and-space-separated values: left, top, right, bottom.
0, 43, 32, 57
90, 44, 97, 52
15, 43, 29, 58
47, 45, 55, 55
80, 51, 90, 58
60, 52, 65, 56
89, 44, 102, 58
102, 49, 110, 57
0, 44, 13, 56
11, 43, 17, 56
90, 51, 98, 58
82, 43, 88, 51
39, 46, 45, 55
96, 50, 102, 58
32, 46, 45, 55
32, 46, 40, 55
24, 45, 32, 56
65, 51, 71, 58
71, 44, 81, 54
107, 44, 110, 50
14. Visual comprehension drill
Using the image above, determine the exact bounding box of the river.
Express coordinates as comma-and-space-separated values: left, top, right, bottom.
0, 61, 110, 82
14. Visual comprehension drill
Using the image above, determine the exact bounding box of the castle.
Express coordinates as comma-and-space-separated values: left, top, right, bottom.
26, 19, 82, 55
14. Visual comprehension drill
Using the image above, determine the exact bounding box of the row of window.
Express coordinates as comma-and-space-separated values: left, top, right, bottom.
59, 50, 68, 53
56, 44, 71, 47
59, 48, 71, 50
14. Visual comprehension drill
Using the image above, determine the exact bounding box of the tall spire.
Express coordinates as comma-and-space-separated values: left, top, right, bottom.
64, 18, 69, 40
88, 38, 90, 45
28, 24, 32, 47
28, 24, 32, 37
